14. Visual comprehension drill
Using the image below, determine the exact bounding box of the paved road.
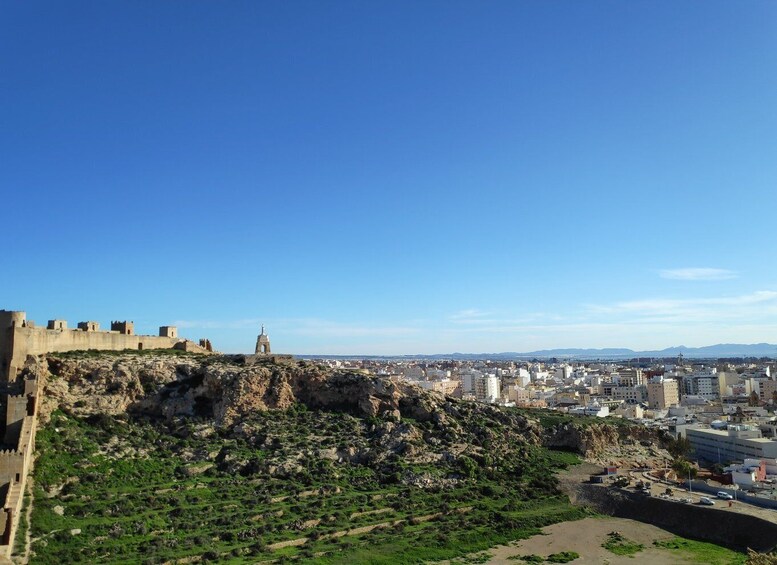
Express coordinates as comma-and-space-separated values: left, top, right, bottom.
626, 469, 777, 523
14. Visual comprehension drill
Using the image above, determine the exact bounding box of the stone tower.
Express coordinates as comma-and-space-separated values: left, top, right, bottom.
255, 325, 271, 355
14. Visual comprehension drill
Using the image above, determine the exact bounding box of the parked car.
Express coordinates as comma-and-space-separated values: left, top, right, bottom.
699, 497, 716, 505
717, 491, 733, 500
680, 498, 692, 503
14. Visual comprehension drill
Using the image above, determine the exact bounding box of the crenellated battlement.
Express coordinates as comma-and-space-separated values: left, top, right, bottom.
0, 310, 214, 382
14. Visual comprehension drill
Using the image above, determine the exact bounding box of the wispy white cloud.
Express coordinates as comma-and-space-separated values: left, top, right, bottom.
659, 268, 738, 281
589, 290, 777, 313
585, 291, 777, 324
449, 309, 491, 321
449, 310, 556, 326
174, 292, 777, 354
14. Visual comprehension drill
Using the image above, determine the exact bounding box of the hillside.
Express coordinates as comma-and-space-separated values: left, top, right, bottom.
22, 351, 596, 564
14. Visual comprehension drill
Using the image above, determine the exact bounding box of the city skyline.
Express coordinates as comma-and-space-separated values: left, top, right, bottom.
3, 2, 777, 354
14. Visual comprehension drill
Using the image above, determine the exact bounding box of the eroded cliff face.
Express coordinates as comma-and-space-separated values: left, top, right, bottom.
543, 419, 670, 467
543, 421, 620, 457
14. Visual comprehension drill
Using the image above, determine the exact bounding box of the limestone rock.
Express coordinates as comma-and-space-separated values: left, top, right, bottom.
34, 353, 543, 455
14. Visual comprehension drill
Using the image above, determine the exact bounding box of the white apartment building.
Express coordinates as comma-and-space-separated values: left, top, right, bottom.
531, 369, 549, 383
474, 374, 501, 403
686, 425, 777, 463
683, 371, 720, 401
515, 368, 531, 387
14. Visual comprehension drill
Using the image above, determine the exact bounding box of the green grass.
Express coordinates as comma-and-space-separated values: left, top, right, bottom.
49, 348, 206, 359
602, 532, 644, 556
546, 551, 579, 563
12, 482, 30, 556
29, 404, 590, 564
507, 551, 579, 563
653, 537, 747, 565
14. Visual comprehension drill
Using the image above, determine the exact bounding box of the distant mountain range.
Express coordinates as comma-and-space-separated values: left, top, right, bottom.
512, 343, 777, 360
304, 343, 777, 361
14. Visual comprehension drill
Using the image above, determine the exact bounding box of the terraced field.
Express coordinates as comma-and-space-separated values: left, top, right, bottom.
25, 406, 588, 564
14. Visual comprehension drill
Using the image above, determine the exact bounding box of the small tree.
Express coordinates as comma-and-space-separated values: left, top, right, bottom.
672, 459, 697, 480
749, 390, 761, 407
667, 436, 692, 459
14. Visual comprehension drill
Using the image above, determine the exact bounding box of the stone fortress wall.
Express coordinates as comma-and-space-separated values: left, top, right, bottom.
0, 309, 214, 557
0, 310, 211, 382
0, 372, 39, 557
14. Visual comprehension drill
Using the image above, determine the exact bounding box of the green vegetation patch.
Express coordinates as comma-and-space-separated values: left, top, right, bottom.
653, 537, 747, 565
50, 348, 205, 359
602, 531, 644, 556
546, 551, 580, 563
31, 405, 589, 564
509, 552, 578, 563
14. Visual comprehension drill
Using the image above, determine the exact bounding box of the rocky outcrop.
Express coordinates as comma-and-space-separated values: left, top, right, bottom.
542, 419, 670, 469
542, 422, 622, 457
39, 355, 201, 424
30, 352, 545, 492
35, 354, 539, 447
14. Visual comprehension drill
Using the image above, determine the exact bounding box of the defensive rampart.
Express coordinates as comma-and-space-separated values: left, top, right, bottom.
8, 326, 179, 372
1, 310, 212, 382
0, 375, 39, 557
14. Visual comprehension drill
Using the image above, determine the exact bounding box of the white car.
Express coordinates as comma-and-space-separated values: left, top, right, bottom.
717, 491, 733, 500
699, 497, 715, 505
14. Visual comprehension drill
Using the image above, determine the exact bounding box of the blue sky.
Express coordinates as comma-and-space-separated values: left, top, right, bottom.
3, 1, 777, 354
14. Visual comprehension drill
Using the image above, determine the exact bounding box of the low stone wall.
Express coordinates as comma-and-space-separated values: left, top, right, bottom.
573, 483, 777, 552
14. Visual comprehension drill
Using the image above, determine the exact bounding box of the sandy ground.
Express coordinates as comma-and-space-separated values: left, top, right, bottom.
478, 516, 689, 564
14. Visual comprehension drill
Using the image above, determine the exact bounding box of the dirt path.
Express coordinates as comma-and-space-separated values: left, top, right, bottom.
267, 507, 471, 551
472, 516, 687, 564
